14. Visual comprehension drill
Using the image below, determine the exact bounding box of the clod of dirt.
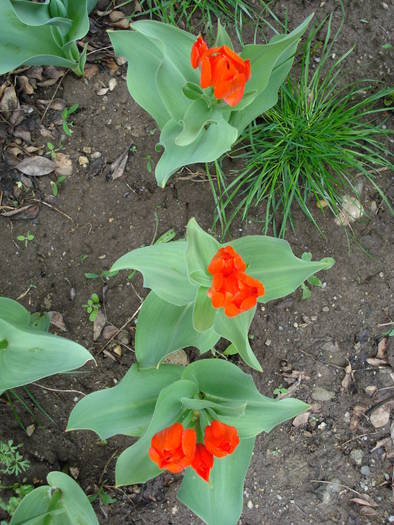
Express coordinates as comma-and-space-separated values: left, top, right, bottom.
369, 406, 391, 428
311, 387, 335, 402
16, 155, 56, 176
350, 448, 363, 466
26, 424, 35, 437
55, 153, 73, 176
292, 411, 310, 427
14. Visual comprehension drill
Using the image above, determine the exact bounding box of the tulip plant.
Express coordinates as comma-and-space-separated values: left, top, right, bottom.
110, 218, 334, 372
109, 15, 313, 187
68, 218, 334, 524
0, 0, 97, 77
0, 297, 94, 395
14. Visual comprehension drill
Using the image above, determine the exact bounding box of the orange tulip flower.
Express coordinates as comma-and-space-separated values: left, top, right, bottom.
191, 36, 251, 107
149, 422, 196, 473
191, 443, 214, 482
207, 246, 265, 317
204, 420, 239, 458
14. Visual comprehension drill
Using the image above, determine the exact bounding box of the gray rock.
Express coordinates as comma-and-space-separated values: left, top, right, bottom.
361, 465, 371, 477
312, 387, 335, 402
350, 449, 363, 466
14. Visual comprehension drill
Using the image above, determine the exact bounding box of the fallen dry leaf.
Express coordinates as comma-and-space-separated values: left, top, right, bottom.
349, 404, 368, 433
370, 405, 391, 428
26, 424, 36, 437
111, 18, 130, 29
335, 195, 364, 226
341, 363, 353, 391
292, 411, 311, 427
0, 85, 19, 119
366, 357, 388, 367
13, 128, 31, 143
96, 87, 109, 96
110, 149, 129, 180
17, 76, 35, 95
103, 325, 119, 340
377, 337, 388, 359
69, 466, 79, 480
109, 10, 126, 22
108, 78, 117, 91
350, 497, 378, 508
93, 310, 106, 341
16, 155, 56, 176
163, 349, 189, 366
84, 63, 99, 80
370, 437, 392, 453
55, 153, 73, 176
48, 311, 67, 332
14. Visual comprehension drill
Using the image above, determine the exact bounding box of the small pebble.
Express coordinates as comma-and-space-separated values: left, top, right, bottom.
350, 449, 363, 466
361, 465, 371, 477
322, 306, 329, 312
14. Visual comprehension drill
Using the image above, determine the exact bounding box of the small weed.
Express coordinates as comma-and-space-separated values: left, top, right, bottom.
62, 104, 79, 137
0, 440, 29, 476
51, 175, 66, 197
145, 154, 153, 173
0, 483, 34, 523
300, 252, 323, 300
46, 141, 64, 160
84, 269, 119, 281
273, 385, 288, 398
16, 231, 34, 248
271, 447, 281, 457
82, 293, 100, 322
88, 482, 117, 506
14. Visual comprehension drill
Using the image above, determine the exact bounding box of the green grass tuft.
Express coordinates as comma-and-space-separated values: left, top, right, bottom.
211, 10, 393, 237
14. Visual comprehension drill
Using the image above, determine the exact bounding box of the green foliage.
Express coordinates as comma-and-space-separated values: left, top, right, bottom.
62, 104, 79, 136
212, 11, 393, 236
68, 359, 308, 525
51, 175, 66, 197
9, 471, 99, 525
112, 217, 334, 370
0, 297, 94, 393
0, 441, 29, 476
16, 232, 34, 248
108, 16, 312, 187
0, 484, 34, 524
0, 1, 97, 77
82, 293, 100, 322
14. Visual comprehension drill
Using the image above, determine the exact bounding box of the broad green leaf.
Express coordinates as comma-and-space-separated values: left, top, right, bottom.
227, 236, 335, 303
10, 471, 98, 525
0, 298, 94, 392
108, 30, 170, 129
67, 364, 182, 439
156, 57, 189, 121
178, 438, 255, 525
241, 14, 313, 94
183, 81, 204, 100
132, 20, 199, 83
213, 308, 261, 371
180, 397, 246, 417
135, 292, 219, 368
175, 99, 219, 147
182, 360, 309, 438
192, 287, 216, 332
155, 117, 238, 187
111, 241, 196, 306
0, 0, 92, 75
185, 218, 219, 286
116, 379, 198, 486
214, 20, 233, 49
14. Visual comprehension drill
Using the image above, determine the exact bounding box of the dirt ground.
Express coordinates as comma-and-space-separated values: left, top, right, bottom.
0, 1, 393, 524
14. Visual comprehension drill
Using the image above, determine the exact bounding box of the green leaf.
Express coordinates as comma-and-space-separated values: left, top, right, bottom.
213, 308, 261, 371
10, 471, 99, 525
178, 438, 255, 525
185, 218, 219, 286
182, 81, 204, 101
67, 364, 182, 439
0, 297, 94, 392
301, 283, 312, 300
175, 99, 219, 147
155, 228, 176, 244
223, 343, 238, 356
108, 30, 170, 129
180, 397, 246, 418
0, 0, 92, 75
115, 379, 198, 486
84, 273, 99, 279
214, 19, 233, 49
111, 241, 197, 306
182, 360, 309, 438
135, 292, 219, 368
192, 287, 216, 332
227, 236, 335, 303
156, 57, 189, 121
307, 275, 322, 287
155, 117, 238, 188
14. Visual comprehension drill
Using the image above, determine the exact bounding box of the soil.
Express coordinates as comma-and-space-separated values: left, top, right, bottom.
0, 1, 393, 524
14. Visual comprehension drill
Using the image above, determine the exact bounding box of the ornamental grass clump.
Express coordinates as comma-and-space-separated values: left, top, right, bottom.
108, 15, 313, 186
212, 11, 393, 237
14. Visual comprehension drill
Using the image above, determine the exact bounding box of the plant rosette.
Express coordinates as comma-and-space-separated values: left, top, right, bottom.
110, 218, 335, 371
108, 15, 314, 187
0, 0, 97, 77
68, 359, 309, 525
0, 297, 94, 395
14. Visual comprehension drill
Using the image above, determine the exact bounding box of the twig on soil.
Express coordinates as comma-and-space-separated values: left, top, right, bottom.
32, 382, 86, 397
365, 393, 394, 416
98, 303, 143, 354
98, 449, 119, 486
297, 347, 344, 370
16, 284, 36, 301
311, 480, 363, 497
40, 71, 67, 123
377, 321, 394, 327
33, 198, 73, 223
340, 431, 381, 448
